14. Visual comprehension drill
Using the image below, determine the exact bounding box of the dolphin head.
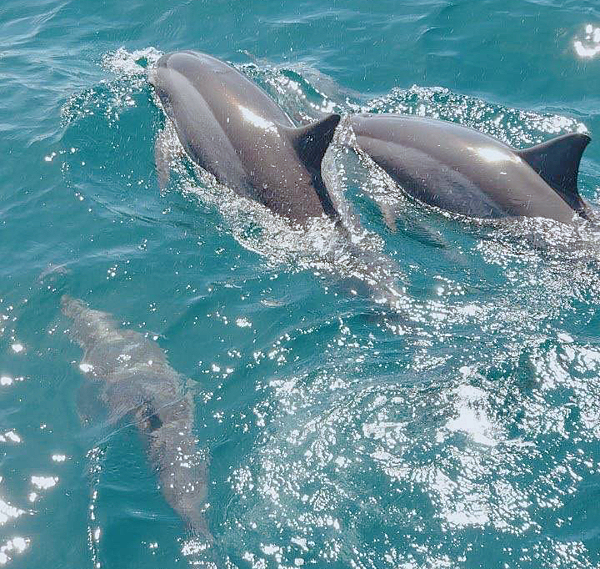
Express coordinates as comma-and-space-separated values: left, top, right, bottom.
147, 63, 177, 122
61, 295, 87, 319
61, 295, 122, 353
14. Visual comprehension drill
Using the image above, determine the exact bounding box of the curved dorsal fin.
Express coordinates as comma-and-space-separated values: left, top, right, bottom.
286, 113, 341, 173
281, 113, 341, 220
516, 132, 591, 213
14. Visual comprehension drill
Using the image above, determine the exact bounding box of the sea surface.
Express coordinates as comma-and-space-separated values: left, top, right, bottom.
2, 0, 600, 567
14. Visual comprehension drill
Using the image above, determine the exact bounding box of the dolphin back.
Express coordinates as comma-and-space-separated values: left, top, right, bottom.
349, 113, 592, 224
150, 51, 341, 224
62, 296, 216, 553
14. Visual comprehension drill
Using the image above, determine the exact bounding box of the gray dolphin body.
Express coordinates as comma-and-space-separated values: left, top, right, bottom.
149, 51, 341, 225
348, 113, 592, 224
62, 297, 214, 552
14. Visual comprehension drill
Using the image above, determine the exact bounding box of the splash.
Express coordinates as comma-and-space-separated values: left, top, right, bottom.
363, 84, 588, 145
101, 46, 163, 77
62, 47, 163, 127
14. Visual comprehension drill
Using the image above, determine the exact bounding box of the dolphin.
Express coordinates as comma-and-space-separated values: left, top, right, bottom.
348, 113, 593, 225
149, 51, 341, 225
61, 296, 216, 561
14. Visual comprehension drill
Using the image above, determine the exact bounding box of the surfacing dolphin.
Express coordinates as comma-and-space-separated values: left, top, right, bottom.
62, 296, 217, 564
149, 51, 341, 225
348, 113, 593, 225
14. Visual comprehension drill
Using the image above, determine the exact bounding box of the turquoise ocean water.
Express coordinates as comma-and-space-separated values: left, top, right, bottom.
2, 0, 600, 567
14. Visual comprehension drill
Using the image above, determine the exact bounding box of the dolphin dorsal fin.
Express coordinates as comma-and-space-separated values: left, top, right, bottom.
516, 133, 591, 212
287, 113, 341, 173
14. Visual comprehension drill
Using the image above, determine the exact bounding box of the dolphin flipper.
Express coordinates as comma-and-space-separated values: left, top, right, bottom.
375, 199, 398, 232
155, 128, 172, 191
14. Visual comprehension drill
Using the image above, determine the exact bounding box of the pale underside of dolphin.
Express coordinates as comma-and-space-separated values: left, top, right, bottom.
149, 51, 341, 225
61, 296, 216, 561
348, 113, 592, 225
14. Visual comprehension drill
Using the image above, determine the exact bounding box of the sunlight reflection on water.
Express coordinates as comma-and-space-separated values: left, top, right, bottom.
574, 24, 600, 58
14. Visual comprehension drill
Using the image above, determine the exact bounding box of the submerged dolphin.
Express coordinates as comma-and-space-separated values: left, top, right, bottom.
149, 51, 341, 225
348, 113, 593, 224
61, 296, 215, 558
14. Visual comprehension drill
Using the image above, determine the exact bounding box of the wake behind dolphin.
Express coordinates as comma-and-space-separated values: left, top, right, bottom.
61, 296, 218, 565
149, 51, 341, 226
